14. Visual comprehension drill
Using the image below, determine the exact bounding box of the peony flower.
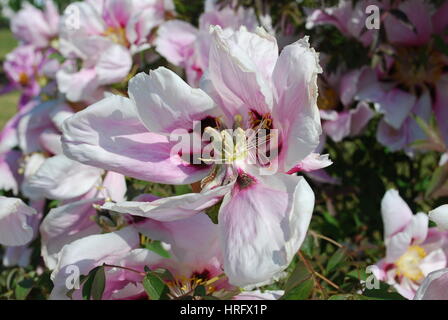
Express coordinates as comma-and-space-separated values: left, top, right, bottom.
155, 0, 267, 86
3, 45, 58, 106
10, 0, 59, 48
56, 0, 174, 102
15, 100, 104, 201
63, 26, 323, 287
355, 0, 448, 153
50, 212, 229, 300
373, 189, 448, 299
414, 268, 448, 300
318, 66, 374, 143
40, 171, 127, 269
305, 0, 380, 47
0, 197, 38, 246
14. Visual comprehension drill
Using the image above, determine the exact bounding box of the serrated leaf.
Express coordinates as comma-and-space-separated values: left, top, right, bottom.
145, 241, 171, 258
143, 272, 169, 300
326, 248, 347, 274
15, 278, 33, 300
281, 278, 314, 300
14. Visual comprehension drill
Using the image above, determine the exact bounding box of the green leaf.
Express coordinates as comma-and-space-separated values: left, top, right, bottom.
143, 272, 169, 300
82, 266, 106, 300
91, 266, 106, 300
15, 278, 34, 300
193, 285, 206, 297
145, 241, 171, 258
284, 261, 311, 292
426, 163, 448, 198
329, 294, 375, 300
326, 248, 346, 274
363, 282, 406, 300
281, 278, 314, 300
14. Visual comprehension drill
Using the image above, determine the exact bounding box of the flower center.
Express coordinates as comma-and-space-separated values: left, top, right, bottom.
103, 26, 130, 47
18, 72, 29, 86
395, 245, 427, 282
165, 271, 218, 299
392, 46, 444, 89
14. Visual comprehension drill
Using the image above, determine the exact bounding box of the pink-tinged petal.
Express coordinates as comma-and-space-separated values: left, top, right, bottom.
102, 171, 127, 202
376, 118, 408, 152
234, 290, 284, 300
103, 184, 230, 222
404, 212, 428, 245
39, 128, 63, 155
349, 102, 374, 136
323, 111, 351, 142
155, 20, 198, 66
0, 150, 22, 195
429, 205, 448, 231
208, 26, 275, 119
3, 246, 33, 267
384, 0, 432, 46
17, 100, 57, 154
355, 67, 387, 103
40, 198, 102, 269
95, 44, 132, 85
0, 197, 37, 246
287, 153, 332, 174
22, 154, 103, 201
136, 213, 222, 277
419, 249, 447, 277
378, 89, 415, 129
338, 69, 362, 106
102, 0, 131, 28
49, 103, 75, 132
10, 1, 57, 48
219, 171, 314, 288
61, 95, 210, 184
381, 189, 413, 239
129, 68, 219, 134
434, 76, 448, 146
50, 227, 139, 300
56, 67, 100, 103
273, 37, 322, 171
59, 2, 105, 54
385, 231, 412, 263
433, 1, 448, 35
414, 268, 448, 300
305, 169, 341, 185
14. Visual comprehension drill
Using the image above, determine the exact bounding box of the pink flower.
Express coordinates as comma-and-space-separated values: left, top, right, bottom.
414, 268, 448, 300
155, 0, 266, 86
16, 100, 104, 201
50, 213, 228, 300
57, 0, 174, 102
63, 26, 323, 287
373, 189, 448, 299
318, 67, 374, 142
10, 0, 59, 48
306, 0, 381, 47
40, 171, 127, 269
0, 197, 38, 246
3, 45, 58, 104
